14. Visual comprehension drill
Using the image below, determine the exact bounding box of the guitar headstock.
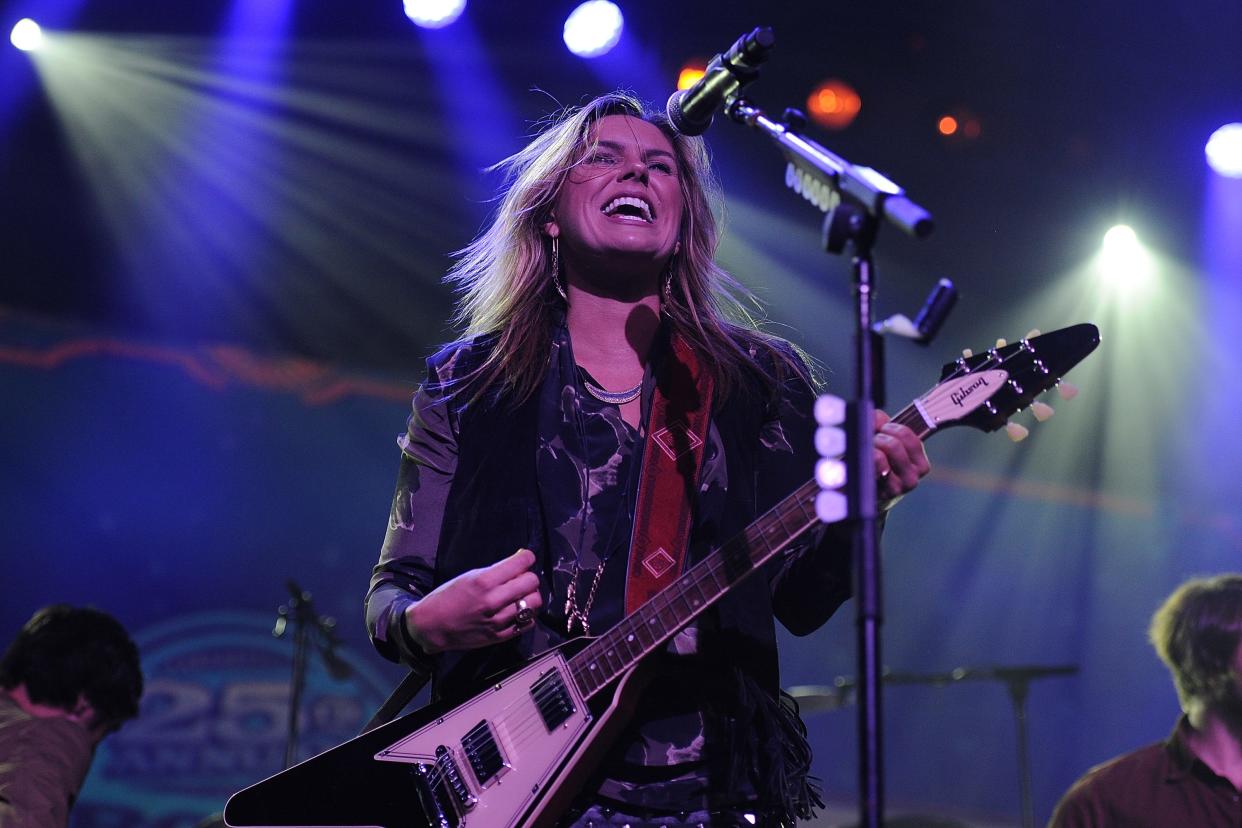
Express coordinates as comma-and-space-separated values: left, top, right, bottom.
916, 323, 1100, 435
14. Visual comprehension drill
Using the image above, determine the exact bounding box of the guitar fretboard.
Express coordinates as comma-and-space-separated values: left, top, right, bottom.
565, 400, 932, 700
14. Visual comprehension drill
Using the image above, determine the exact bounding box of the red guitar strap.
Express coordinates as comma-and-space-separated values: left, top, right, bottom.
623, 333, 715, 616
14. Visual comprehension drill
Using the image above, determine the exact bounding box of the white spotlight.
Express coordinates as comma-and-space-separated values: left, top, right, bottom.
1206, 123, 1242, 179
1102, 224, 1138, 250
563, 1, 623, 58
1099, 225, 1154, 291
403, 0, 466, 29
10, 18, 44, 52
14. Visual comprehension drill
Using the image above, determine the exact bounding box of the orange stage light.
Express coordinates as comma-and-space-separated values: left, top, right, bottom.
676, 62, 707, 91
807, 79, 861, 130
938, 107, 982, 142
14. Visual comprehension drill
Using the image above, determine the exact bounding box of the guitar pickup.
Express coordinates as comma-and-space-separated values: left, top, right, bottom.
461, 719, 507, 787
531, 668, 575, 731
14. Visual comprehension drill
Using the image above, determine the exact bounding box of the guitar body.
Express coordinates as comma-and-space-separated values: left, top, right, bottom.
224, 638, 651, 828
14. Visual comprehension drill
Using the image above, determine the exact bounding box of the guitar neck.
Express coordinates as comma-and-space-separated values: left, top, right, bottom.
565, 402, 932, 700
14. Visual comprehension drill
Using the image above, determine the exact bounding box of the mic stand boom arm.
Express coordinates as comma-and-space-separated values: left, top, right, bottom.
726, 98, 934, 240
724, 96, 935, 828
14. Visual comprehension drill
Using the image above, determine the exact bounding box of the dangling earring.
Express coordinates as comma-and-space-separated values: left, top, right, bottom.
551, 236, 567, 301
663, 241, 680, 307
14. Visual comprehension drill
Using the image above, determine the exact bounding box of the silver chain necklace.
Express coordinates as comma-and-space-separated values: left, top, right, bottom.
582, 379, 642, 405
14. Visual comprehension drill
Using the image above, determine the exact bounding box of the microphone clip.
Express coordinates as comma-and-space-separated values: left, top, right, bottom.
872, 278, 958, 345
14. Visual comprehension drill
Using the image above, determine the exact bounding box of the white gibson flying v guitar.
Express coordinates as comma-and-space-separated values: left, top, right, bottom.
224, 323, 1100, 828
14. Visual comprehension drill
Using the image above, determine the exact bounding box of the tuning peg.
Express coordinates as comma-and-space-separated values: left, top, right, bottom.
1057, 381, 1079, 401
1025, 328, 1041, 339
995, 338, 1008, 348
962, 348, 974, 358
1031, 401, 1055, 422
1005, 422, 1030, 442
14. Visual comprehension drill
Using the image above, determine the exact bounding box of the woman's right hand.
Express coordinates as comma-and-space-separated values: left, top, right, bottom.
403, 548, 543, 654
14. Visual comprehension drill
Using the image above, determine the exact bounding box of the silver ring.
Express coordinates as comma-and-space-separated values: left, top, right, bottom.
879, 468, 891, 480
514, 598, 534, 626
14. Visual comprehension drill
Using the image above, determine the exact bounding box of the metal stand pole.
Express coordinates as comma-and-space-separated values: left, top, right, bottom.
823, 200, 886, 826
1006, 678, 1035, 828
274, 579, 351, 770
839, 219, 884, 828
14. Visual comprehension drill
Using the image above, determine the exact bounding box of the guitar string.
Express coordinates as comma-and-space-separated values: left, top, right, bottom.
421, 485, 840, 791
410, 649, 610, 789
423, 534, 811, 791
563, 347, 1029, 697
416, 523, 717, 784
509, 582, 721, 743
411, 676, 573, 791
564, 347, 1029, 697
568, 481, 831, 692
420, 542, 790, 787
419, 676, 618, 794
421, 453, 848, 784
424, 665, 597, 782
566, 346, 1032, 694
568, 505, 815, 697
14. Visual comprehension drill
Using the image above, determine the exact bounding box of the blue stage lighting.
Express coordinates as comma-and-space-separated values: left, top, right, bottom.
1206, 123, 1242, 178
10, 18, 44, 51
563, 1, 623, 58
404, 0, 466, 29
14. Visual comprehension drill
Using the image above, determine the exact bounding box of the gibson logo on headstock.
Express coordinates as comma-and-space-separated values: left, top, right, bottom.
950, 375, 990, 407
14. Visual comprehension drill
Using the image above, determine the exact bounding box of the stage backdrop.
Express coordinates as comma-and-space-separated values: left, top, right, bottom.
2, 304, 1238, 827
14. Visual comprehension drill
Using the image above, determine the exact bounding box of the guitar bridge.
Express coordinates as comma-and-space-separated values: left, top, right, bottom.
414, 761, 461, 828
434, 744, 476, 813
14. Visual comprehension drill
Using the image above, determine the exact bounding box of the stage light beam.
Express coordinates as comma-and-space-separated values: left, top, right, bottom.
563, 1, 623, 58
1206, 123, 1242, 178
11, 18, 45, 52
403, 0, 466, 29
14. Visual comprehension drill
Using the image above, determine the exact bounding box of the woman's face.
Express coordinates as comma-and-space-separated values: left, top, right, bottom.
545, 114, 684, 287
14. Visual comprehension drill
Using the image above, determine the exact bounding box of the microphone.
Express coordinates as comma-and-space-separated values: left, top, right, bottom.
910, 278, 958, 344
666, 27, 775, 136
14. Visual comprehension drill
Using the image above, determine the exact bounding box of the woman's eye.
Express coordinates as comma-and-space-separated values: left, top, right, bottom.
587, 153, 617, 165
651, 162, 675, 174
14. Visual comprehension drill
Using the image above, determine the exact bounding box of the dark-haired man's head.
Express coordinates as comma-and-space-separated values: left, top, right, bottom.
1149, 574, 1242, 716
0, 604, 143, 739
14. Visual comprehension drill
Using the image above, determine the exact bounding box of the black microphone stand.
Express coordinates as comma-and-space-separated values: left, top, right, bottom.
273, 579, 352, 770
831, 664, 1078, 828
725, 96, 934, 828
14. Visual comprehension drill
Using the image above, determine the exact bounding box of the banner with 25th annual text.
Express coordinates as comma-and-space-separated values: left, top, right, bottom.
0, 311, 416, 825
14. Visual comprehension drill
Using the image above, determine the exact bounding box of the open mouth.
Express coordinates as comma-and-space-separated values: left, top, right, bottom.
601, 196, 654, 223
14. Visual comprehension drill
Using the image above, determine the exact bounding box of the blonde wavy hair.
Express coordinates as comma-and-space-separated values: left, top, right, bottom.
446, 91, 805, 405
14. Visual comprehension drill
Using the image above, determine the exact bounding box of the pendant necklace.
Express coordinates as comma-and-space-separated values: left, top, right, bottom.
563, 373, 641, 636
564, 563, 607, 636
